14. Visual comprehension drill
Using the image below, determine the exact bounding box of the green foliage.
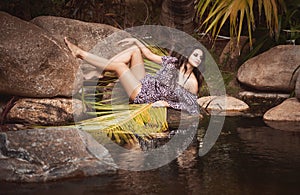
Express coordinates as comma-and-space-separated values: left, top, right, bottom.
51, 0, 66, 6
281, 0, 300, 42
243, 0, 300, 61
195, 0, 286, 48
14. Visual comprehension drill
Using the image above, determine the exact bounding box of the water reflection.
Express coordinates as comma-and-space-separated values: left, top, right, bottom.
1, 117, 300, 194
264, 120, 300, 131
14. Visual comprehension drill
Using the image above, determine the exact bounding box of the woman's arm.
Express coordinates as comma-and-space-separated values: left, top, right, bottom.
152, 100, 169, 107
118, 38, 162, 64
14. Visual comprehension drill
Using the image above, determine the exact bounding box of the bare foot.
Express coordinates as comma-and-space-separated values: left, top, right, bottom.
64, 37, 83, 59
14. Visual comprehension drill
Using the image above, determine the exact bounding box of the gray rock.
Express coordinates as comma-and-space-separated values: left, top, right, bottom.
31, 16, 130, 80
31, 15, 120, 53
6, 98, 87, 125
0, 12, 83, 97
237, 45, 300, 92
0, 127, 116, 182
263, 98, 300, 122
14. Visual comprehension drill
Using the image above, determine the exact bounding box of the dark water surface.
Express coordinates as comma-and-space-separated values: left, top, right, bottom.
1, 117, 300, 195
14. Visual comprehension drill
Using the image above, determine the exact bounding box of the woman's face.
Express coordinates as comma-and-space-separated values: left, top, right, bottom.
188, 49, 204, 67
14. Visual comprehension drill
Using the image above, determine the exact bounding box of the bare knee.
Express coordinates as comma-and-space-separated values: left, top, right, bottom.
128, 45, 141, 55
114, 62, 130, 77
128, 45, 140, 51
110, 45, 141, 64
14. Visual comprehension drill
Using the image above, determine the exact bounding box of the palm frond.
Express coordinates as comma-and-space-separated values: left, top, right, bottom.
78, 104, 168, 144
195, 0, 286, 47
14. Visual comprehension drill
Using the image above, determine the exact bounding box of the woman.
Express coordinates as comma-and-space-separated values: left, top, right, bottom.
64, 37, 204, 115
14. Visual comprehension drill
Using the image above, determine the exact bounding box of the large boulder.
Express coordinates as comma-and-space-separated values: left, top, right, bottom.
0, 128, 116, 182
6, 98, 87, 125
31, 16, 121, 53
0, 12, 82, 97
31, 16, 130, 80
237, 45, 300, 92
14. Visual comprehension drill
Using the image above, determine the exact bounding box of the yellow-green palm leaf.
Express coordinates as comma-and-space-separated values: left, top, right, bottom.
195, 0, 286, 47
78, 104, 168, 144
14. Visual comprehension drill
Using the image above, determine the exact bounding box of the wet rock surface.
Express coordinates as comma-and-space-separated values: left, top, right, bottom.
0, 12, 82, 98
0, 127, 116, 182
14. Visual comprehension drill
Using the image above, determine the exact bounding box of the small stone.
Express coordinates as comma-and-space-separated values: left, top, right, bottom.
263, 98, 300, 122
197, 95, 249, 115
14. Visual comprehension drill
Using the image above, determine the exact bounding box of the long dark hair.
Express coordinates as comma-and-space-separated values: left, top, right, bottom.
170, 45, 205, 91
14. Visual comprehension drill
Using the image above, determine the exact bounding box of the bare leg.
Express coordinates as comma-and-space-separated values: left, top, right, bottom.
109, 45, 146, 80
65, 38, 146, 78
64, 38, 142, 100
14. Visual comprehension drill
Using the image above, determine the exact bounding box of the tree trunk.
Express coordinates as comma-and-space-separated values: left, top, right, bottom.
159, 0, 195, 34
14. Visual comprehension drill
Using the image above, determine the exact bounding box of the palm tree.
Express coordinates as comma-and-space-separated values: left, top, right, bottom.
159, 0, 195, 34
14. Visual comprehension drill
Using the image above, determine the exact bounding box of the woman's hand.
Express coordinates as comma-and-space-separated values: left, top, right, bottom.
152, 100, 169, 108
118, 38, 138, 47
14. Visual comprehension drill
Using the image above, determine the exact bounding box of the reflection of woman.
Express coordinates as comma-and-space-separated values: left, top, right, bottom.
64, 37, 205, 114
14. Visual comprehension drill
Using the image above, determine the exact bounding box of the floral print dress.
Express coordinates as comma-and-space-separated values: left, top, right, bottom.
133, 56, 199, 115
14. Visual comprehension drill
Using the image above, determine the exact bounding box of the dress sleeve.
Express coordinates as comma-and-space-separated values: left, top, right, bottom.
167, 87, 200, 115
161, 56, 178, 68
156, 56, 178, 88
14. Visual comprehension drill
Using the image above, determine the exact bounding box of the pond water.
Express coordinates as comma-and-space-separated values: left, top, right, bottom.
1, 116, 300, 194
